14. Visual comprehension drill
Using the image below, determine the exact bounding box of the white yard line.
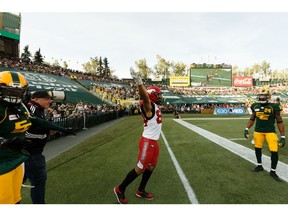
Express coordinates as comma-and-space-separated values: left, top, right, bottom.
181, 117, 250, 120
229, 138, 247, 141
161, 131, 199, 204
180, 117, 288, 121
174, 119, 288, 182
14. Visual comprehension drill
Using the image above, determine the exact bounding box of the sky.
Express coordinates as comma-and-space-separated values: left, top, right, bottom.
3, 1, 288, 214
3, 0, 288, 80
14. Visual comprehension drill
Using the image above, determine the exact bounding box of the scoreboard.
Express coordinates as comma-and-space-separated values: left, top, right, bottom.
189, 63, 232, 87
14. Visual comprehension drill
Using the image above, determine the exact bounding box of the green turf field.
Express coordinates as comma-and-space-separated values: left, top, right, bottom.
21, 114, 288, 204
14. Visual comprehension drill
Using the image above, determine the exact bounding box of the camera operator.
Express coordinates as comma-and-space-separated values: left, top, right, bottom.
23, 90, 74, 204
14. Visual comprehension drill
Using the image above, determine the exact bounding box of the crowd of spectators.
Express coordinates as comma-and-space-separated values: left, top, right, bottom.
44, 101, 122, 123
167, 85, 288, 97
90, 81, 288, 114
2, 53, 288, 118
0, 53, 130, 85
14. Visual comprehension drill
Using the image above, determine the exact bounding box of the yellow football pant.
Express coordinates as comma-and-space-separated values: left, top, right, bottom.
253, 131, 279, 152
0, 164, 24, 204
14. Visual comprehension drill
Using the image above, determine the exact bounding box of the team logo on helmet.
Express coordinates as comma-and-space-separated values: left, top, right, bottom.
147, 86, 163, 105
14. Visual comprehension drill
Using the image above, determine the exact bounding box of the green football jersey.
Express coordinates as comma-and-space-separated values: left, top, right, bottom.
250, 102, 282, 133
0, 104, 32, 175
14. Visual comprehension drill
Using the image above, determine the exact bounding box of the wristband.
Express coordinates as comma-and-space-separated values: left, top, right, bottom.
245, 128, 249, 130
281, 136, 285, 138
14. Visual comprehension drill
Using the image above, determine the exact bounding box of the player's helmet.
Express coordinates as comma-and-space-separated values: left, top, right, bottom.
257, 89, 271, 104
147, 86, 163, 105
0, 71, 28, 104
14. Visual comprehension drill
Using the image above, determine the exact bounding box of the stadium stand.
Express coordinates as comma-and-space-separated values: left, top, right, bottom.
0, 66, 106, 105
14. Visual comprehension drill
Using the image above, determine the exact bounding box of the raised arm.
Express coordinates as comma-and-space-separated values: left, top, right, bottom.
130, 67, 153, 116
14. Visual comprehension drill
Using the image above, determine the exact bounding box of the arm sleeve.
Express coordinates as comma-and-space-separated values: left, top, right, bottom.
30, 116, 68, 133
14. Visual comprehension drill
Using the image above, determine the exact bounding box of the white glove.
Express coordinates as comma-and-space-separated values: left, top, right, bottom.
130, 67, 143, 85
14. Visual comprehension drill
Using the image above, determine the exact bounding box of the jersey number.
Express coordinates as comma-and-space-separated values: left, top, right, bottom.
256, 112, 269, 120
11, 120, 32, 133
156, 110, 162, 124
144, 110, 162, 126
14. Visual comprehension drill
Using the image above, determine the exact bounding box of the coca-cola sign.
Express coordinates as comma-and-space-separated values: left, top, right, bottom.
233, 76, 253, 87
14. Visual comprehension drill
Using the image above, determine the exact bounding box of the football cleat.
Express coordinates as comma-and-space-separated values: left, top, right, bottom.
270, 171, 282, 182
135, 190, 154, 200
252, 165, 264, 172
113, 186, 128, 204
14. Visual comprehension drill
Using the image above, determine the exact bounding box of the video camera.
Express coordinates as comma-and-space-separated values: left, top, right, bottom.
24, 90, 66, 103
45, 91, 66, 101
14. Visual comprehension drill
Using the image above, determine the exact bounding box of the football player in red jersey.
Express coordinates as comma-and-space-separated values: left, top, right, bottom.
114, 68, 163, 204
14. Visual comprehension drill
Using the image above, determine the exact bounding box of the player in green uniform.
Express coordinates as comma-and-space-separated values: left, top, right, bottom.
0, 71, 33, 203
0, 71, 75, 204
244, 89, 285, 182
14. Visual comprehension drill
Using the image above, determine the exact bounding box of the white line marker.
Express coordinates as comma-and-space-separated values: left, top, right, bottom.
229, 138, 247, 141
161, 131, 199, 204
174, 119, 288, 182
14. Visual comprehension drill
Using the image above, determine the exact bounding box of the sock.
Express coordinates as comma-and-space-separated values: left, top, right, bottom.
138, 169, 152, 192
271, 151, 278, 170
119, 168, 139, 192
255, 147, 262, 164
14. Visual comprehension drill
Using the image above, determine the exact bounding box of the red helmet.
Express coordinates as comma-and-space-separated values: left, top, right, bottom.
147, 86, 163, 105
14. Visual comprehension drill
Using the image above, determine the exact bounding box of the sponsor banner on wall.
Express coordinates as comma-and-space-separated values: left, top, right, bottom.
214, 107, 246, 115
170, 76, 190, 87
120, 99, 139, 107
233, 76, 253, 87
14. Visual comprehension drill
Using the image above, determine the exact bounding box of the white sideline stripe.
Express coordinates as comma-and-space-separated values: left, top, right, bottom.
181, 117, 288, 121
174, 119, 288, 182
161, 131, 199, 204
229, 138, 247, 141
181, 117, 249, 120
